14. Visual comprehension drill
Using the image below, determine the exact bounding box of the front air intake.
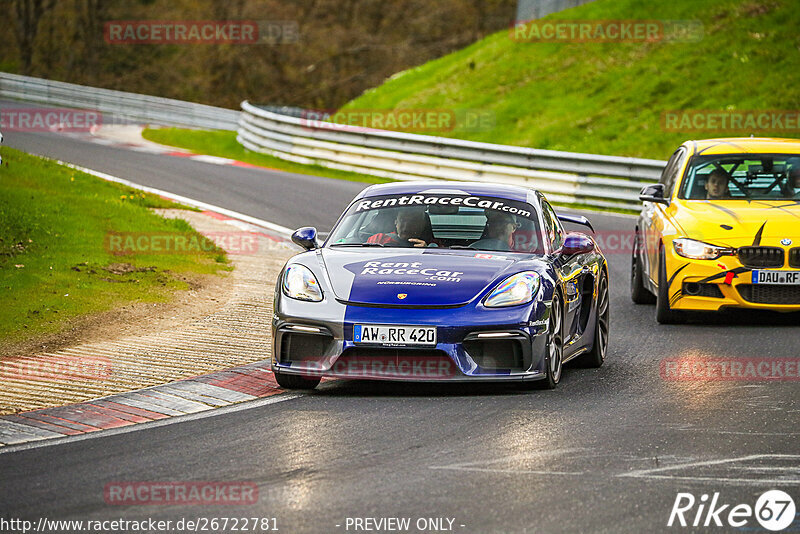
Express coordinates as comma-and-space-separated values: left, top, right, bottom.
279, 331, 332, 363
463, 339, 525, 371
738, 285, 800, 305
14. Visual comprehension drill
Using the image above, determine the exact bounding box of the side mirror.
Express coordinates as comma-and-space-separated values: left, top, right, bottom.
639, 184, 669, 205
562, 232, 595, 256
291, 227, 318, 250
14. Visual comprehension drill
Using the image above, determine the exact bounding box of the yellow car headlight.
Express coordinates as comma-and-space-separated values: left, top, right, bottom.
673, 238, 733, 260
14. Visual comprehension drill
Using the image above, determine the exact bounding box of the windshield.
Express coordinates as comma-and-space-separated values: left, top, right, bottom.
327, 193, 544, 253
679, 153, 800, 200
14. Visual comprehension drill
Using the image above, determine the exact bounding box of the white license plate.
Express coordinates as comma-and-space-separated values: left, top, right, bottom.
354, 325, 436, 346
751, 270, 800, 285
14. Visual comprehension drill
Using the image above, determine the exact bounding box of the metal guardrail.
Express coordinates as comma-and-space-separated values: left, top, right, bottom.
0, 73, 663, 210
238, 100, 664, 210
0, 72, 238, 130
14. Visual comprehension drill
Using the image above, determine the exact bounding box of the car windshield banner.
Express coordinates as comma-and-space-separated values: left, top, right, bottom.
349, 194, 535, 219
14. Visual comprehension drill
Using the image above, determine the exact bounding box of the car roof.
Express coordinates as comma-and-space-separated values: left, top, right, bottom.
684, 137, 800, 156
356, 181, 539, 204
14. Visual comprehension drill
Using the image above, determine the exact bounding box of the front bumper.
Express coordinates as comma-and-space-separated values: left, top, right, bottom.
271, 300, 551, 382
664, 245, 800, 312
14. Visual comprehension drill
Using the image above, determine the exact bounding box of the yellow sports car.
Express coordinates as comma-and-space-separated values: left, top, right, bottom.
632, 137, 800, 323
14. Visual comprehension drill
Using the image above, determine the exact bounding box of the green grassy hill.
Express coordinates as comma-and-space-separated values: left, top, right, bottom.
0, 148, 228, 348
341, 0, 800, 159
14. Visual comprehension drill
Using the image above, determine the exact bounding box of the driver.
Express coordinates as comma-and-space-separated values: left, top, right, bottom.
367, 209, 430, 247
469, 210, 517, 251
705, 169, 731, 200
785, 168, 800, 198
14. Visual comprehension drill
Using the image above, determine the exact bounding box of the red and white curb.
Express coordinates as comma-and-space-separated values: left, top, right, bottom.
161, 150, 276, 171
82, 125, 283, 171
0, 362, 289, 447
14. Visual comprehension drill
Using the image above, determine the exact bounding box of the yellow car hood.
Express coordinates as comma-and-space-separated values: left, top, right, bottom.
673, 200, 800, 246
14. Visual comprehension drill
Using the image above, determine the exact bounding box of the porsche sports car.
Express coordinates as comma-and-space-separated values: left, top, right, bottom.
632, 137, 800, 323
272, 182, 609, 390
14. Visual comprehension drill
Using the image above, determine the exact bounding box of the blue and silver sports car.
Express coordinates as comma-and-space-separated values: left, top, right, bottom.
272, 182, 609, 390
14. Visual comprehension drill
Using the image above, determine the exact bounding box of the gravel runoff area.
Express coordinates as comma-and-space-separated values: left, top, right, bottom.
0, 209, 295, 414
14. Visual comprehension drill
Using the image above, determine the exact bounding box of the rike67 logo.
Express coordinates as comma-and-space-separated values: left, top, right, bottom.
669, 490, 796, 531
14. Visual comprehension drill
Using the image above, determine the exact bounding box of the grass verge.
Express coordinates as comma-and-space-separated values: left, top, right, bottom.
0, 147, 229, 347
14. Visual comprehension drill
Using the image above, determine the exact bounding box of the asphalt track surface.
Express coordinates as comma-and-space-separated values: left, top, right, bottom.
2, 120, 799, 533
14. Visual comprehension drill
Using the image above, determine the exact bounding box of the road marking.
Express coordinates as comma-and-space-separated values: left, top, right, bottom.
619, 454, 800, 485
430, 466, 585, 475
429, 449, 588, 476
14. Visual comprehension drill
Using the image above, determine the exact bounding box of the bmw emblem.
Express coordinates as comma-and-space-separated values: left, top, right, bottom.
781, 238, 793, 246
397, 293, 408, 300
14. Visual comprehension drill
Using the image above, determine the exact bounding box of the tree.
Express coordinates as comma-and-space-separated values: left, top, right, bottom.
11, 0, 55, 74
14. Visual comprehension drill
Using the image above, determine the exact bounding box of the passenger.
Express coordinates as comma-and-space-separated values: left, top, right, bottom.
469, 211, 517, 251
367, 209, 430, 247
705, 169, 731, 200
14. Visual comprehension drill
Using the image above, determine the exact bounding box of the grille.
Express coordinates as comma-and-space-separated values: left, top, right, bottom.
738, 284, 800, 305
683, 282, 724, 298
790, 248, 800, 269
737, 247, 785, 268
340, 348, 445, 359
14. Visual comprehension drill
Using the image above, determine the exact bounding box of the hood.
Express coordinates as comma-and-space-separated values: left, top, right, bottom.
674, 200, 800, 247
319, 248, 538, 306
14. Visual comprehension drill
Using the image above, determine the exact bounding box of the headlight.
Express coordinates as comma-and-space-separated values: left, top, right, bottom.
485, 272, 541, 308
282, 265, 323, 302
673, 238, 733, 260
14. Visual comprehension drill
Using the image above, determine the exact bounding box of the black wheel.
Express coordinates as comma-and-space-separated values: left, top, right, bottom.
535, 293, 564, 389
631, 230, 656, 304
274, 371, 321, 390
577, 271, 609, 368
656, 248, 684, 324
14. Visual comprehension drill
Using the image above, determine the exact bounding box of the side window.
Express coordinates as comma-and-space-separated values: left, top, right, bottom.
542, 202, 564, 251
660, 148, 686, 198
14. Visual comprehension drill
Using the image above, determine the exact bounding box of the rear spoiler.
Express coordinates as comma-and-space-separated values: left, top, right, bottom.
556, 213, 595, 233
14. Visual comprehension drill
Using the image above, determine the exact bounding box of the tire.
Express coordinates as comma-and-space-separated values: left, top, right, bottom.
274, 371, 321, 390
656, 248, 684, 324
577, 270, 609, 368
631, 230, 656, 304
534, 293, 564, 389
